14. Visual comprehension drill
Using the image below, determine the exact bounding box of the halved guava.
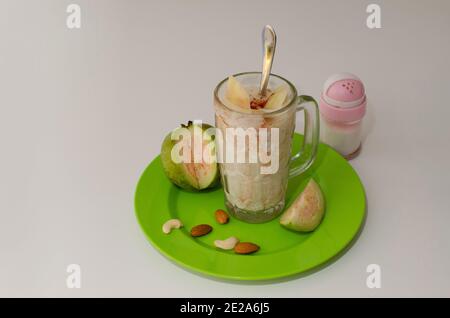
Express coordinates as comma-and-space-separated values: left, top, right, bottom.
280, 179, 325, 232
160, 122, 219, 191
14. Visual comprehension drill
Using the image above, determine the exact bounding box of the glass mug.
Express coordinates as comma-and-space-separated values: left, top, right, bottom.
213, 72, 319, 223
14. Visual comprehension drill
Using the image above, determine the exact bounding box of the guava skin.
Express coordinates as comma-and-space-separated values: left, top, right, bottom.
160, 122, 220, 191
160, 132, 197, 191
280, 179, 325, 232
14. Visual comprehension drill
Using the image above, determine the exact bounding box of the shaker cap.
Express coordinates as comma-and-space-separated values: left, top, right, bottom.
322, 73, 365, 108
319, 72, 367, 123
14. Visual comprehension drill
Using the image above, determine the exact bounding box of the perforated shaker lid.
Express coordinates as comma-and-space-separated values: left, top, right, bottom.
319, 73, 367, 122
322, 73, 365, 109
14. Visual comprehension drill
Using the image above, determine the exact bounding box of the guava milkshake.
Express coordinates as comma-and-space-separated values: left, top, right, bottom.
213, 72, 319, 223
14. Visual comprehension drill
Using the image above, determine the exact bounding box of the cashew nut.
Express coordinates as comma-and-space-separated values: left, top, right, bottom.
162, 219, 183, 234
214, 236, 239, 250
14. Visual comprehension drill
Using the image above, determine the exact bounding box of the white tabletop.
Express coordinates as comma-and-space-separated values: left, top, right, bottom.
1, 0, 450, 297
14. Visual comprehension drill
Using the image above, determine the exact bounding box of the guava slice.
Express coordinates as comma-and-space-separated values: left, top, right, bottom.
160, 122, 219, 191
280, 179, 325, 232
225, 75, 250, 109
265, 85, 288, 110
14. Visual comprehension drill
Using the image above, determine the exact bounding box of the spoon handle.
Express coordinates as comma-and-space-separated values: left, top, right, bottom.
259, 25, 277, 96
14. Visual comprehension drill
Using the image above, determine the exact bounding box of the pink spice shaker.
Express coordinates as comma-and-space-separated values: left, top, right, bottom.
319, 73, 367, 159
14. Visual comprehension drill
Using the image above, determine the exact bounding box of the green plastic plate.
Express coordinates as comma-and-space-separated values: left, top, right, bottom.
135, 134, 366, 281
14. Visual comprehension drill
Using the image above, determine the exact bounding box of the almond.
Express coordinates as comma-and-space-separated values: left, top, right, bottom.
234, 242, 260, 255
215, 209, 229, 224
190, 224, 213, 237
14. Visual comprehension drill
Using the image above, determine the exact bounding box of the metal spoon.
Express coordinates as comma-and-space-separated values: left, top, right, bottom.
259, 25, 277, 97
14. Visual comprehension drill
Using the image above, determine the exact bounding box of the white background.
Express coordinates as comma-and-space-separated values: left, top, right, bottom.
1, 0, 450, 297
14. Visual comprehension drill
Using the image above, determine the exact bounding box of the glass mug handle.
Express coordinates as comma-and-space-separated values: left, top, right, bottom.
289, 95, 320, 178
